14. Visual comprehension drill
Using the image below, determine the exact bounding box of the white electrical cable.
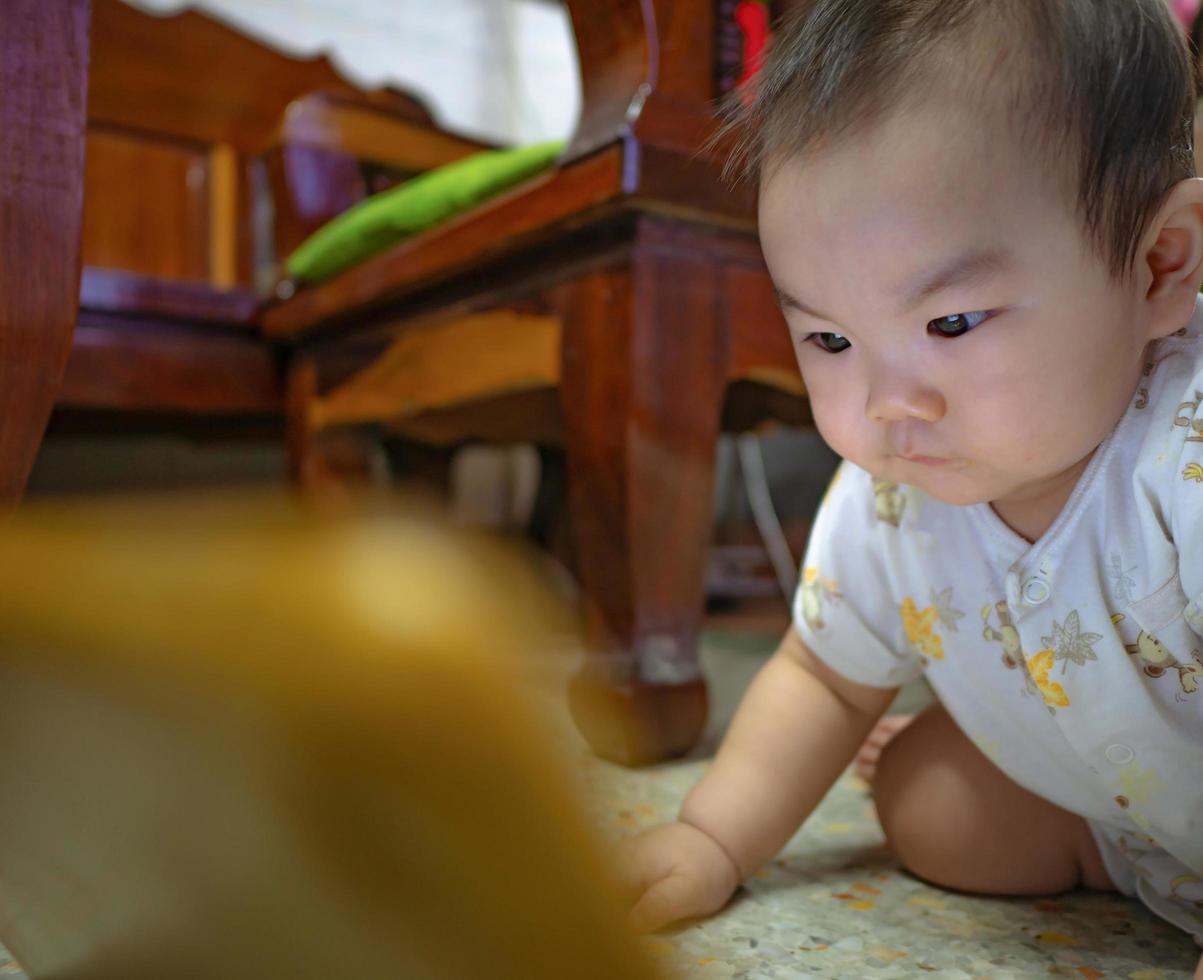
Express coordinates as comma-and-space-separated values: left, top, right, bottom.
736, 433, 798, 601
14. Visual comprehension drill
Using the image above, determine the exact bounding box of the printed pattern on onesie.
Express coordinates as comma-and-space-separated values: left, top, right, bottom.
792, 295, 1203, 942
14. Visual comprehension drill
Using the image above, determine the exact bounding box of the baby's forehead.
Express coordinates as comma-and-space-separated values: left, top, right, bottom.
761, 97, 1075, 225
757, 112, 1101, 309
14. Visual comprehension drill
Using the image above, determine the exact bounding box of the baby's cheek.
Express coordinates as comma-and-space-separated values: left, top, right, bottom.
809, 390, 867, 462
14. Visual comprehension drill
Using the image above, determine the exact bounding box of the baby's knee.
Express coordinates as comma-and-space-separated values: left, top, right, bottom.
869, 706, 1101, 896
871, 731, 962, 885
869, 706, 1013, 891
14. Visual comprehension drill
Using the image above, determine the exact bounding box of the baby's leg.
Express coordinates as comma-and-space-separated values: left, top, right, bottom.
872, 701, 1115, 895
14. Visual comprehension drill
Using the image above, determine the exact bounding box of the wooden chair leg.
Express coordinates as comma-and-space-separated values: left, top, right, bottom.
559, 251, 729, 766
285, 355, 322, 488
0, 1, 91, 505
286, 356, 389, 504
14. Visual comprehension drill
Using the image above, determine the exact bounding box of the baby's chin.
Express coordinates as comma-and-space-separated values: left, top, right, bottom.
866, 458, 992, 508
916, 481, 994, 508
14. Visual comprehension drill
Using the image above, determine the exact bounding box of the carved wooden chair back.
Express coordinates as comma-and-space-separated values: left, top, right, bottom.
85, 0, 489, 291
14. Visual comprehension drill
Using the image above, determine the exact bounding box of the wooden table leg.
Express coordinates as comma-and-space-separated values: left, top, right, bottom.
559, 241, 729, 765
0, 1, 91, 505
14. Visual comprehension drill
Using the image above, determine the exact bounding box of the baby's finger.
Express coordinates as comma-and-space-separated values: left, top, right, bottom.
627, 872, 708, 934
611, 834, 665, 901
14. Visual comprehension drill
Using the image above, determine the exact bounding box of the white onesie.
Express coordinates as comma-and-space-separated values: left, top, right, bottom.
793, 296, 1203, 942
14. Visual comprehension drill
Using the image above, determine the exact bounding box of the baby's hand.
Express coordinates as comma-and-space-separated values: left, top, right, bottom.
615, 821, 741, 933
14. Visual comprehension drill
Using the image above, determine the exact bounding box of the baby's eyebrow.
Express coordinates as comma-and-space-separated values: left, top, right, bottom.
773, 246, 1014, 324
898, 246, 1014, 313
774, 287, 829, 321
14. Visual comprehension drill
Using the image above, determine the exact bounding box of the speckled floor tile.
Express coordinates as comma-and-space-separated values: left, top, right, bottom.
573, 635, 1202, 980
581, 752, 1199, 979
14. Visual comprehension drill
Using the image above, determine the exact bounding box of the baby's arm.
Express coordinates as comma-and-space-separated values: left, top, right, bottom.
618, 626, 898, 932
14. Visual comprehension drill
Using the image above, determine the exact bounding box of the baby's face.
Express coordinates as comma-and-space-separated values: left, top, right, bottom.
759, 99, 1151, 511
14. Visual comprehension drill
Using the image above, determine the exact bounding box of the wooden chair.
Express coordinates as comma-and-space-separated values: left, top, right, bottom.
0, 0, 91, 504
57, 0, 492, 427
13, 0, 805, 766
267, 0, 808, 765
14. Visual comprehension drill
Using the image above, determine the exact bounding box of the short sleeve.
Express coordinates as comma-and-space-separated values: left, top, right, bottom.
1170, 379, 1203, 638
792, 462, 922, 688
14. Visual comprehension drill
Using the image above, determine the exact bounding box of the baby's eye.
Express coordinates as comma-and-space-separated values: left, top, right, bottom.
806, 332, 852, 353
928, 310, 989, 338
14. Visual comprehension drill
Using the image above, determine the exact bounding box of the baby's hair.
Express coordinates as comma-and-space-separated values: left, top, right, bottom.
719, 0, 1197, 280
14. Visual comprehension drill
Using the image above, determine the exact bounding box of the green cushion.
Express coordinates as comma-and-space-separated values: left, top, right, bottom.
284, 139, 566, 286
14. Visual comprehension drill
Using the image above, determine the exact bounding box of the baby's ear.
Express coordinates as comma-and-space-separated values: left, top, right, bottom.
1140, 176, 1203, 340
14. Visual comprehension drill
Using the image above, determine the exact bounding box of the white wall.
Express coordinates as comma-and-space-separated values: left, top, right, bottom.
125, 0, 580, 145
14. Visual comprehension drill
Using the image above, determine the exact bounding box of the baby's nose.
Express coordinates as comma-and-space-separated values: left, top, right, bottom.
865, 375, 946, 424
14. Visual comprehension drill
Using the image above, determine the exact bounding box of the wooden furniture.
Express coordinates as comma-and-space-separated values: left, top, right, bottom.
0, 495, 661, 979
0, 0, 91, 504
57, 0, 492, 427
14, 0, 805, 765
267, 0, 807, 765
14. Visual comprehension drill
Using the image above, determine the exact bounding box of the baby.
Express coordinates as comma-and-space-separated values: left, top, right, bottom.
619, 0, 1203, 973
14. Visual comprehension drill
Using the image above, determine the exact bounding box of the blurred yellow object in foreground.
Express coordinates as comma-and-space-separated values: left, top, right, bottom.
0, 494, 661, 980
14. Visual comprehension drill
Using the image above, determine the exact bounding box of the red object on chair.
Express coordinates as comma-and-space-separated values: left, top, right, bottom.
1171, 0, 1201, 31
735, 0, 771, 94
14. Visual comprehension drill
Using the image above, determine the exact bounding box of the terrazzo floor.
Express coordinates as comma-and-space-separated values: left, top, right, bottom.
575, 628, 1202, 980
